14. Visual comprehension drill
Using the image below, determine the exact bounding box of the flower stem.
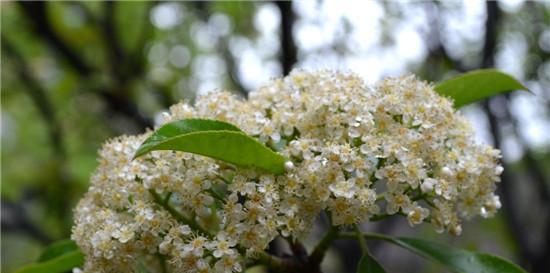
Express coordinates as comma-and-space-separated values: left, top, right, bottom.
369, 211, 406, 221
353, 224, 368, 254
309, 223, 339, 266
286, 237, 308, 262
163, 192, 172, 206
156, 253, 167, 273
149, 189, 213, 238
337, 231, 393, 242
255, 251, 299, 272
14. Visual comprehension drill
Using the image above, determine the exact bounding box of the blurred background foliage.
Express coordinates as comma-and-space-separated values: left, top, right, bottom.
1, 1, 549, 273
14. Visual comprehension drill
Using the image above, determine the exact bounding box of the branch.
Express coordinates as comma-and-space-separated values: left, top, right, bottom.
481, 1, 500, 68
501, 93, 550, 271
308, 224, 339, 270
254, 251, 300, 273
1, 35, 65, 158
337, 231, 392, 241
275, 1, 298, 75
423, 1, 468, 80
18, 1, 92, 75
507, 99, 550, 272
484, 101, 532, 264
101, 1, 127, 83
97, 90, 153, 129
503, 97, 550, 207
1, 199, 53, 245
18, 2, 153, 129
514, 4, 550, 268
2, 35, 78, 237
221, 44, 249, 97
149, 189, 212, 238
480, 1, 534, 268
190, 1, 248, 97
353, 224, 368, 254
286, 237, 308, 262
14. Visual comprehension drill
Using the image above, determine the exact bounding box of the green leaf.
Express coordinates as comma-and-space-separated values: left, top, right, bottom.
14, 250, 84, 273
378, 236, 526, 273
135, 119, 242, 157
134, 119, 287, 174
434, 69, 529, 108
357, 254, 386, 273
37, 239, 79, 262
134, 118, 240, 158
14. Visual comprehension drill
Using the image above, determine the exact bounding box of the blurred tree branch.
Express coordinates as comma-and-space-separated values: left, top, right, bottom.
101, 1, 127, 83
1, 199, 52, 245
221, 42, 249, 97
2, 36, 65, 158
2, 35, 75, 237
422, 1, 467, 81
18, 1, 93, 76
504, 95, 550, 272
4, 1, 156, 243
481, 2, 549, 272
191, 2, 248, 97
421, 2, 550, 271
275, 1, 297, 75
17, 1, 153, 129
480, 0, 529, 265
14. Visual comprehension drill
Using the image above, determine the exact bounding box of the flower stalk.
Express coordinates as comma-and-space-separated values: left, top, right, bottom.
149, 189, 213, 238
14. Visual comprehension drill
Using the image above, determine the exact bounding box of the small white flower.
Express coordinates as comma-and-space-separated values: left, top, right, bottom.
421, 178, 437, 193
329, 180, 356, 199
210, 234, 236, 258
406, 206, 430, 226
284, 161, 295, 171
214, 254, 241, 273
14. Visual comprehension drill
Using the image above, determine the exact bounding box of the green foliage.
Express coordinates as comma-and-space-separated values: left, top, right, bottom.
14, 240, 84, 273
434, 69, 529, 108
14, 251, 83, 273
37, 239, 78, 262
135, 118, 242, 156
134, 119, 287, 174
357, 254, 386, 273
377, 236, 526, 273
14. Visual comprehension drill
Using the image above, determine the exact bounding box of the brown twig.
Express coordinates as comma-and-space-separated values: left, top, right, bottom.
275, 1, 297, 75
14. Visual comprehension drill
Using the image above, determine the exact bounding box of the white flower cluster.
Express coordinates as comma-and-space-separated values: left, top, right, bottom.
72, 70, 502, 273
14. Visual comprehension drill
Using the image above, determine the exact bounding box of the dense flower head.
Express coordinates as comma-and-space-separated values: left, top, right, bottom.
72, 70, 502, 273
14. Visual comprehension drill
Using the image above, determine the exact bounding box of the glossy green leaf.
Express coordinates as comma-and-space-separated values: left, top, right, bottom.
134, 119, 287, 174
434, 69, 529, 108
377, 236, 526, 273
135, 119, 242, 157
38, 239, 78, 262
357, 254, 386, 273
14, 250, 84, 273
